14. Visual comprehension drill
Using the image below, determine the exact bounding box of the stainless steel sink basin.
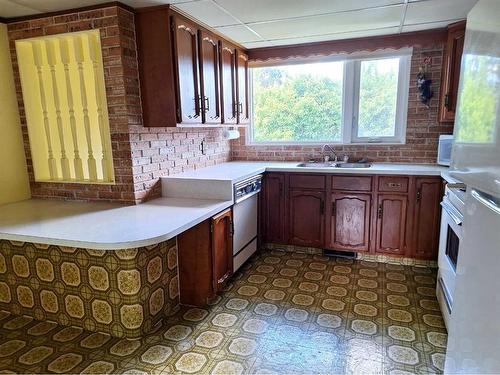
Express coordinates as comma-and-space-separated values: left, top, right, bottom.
296, 162, 371, 168
296, 162, 335, 168
335, 163, 372, 168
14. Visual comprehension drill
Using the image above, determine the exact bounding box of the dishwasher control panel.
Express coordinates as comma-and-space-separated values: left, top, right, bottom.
234, 175, 263, 203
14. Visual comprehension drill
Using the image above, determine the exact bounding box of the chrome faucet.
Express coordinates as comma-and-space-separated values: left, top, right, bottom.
322, 144, 337, 162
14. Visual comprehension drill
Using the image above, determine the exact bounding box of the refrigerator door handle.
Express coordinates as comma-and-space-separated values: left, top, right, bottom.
471, 189, 500, 215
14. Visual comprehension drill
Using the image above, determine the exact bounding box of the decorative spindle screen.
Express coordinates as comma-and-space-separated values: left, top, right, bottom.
15, 30, 114, 184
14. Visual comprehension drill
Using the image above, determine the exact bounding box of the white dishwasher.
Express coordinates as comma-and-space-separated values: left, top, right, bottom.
232, 175, 262, 272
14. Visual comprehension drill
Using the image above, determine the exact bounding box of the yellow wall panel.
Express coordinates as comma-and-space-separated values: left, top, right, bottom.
15, 30, 114, 183
0, 23, 31, 205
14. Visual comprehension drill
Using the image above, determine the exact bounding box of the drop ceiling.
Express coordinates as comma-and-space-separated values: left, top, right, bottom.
1, 0, 478, 48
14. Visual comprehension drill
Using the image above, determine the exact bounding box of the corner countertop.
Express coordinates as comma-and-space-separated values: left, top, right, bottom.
0, 161, 449, 250
0, 197, 232, 250
163, 161, 448, 183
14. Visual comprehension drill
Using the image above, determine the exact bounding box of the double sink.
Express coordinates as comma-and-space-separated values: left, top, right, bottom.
297, 162, 372, 169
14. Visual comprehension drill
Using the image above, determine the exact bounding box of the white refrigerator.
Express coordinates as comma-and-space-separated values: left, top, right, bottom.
446, 0, 500, 373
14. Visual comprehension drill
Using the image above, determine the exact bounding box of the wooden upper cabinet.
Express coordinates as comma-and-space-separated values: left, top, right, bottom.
199, 31, 221, 124
219, 41, 237, 124
289, 190, 325, 248
261, 173, 286, 244
375, 194, 408, 255
171, 15, 202, 124
412, 177, 442, 259
329, 193, 371, 253
236, 50, 250, 124
439, 21, 466, 123
211, 209, 233, 293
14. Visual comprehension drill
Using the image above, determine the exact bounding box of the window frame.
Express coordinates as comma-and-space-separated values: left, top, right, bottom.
247, 49, 412, 146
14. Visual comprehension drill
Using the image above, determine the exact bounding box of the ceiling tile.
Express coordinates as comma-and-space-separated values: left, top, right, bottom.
242, 26, 401, 48
246, 5, 404, 41
173, 0, 239, 27
215, 24, 263, 43
401, 20, 460, 33
404, 0, 477, 24
214, 0, 404, 24
0, 1, 40, 17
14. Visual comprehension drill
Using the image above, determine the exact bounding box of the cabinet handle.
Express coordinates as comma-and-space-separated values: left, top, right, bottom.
388, 182, 402, 188
444, 94, 450, 109
331, 202, 336, 216
377, 204, 383, 219
416, 189, 422, 202
238, 102, 243, 114
320, 200, 325, 215
204, 96, 210, 112
229, 218, 234, 237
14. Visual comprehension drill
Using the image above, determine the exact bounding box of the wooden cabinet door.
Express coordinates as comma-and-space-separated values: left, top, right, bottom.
236, 50, 250, 124
199, 31, 220, 124
289, 190, 325, 248
171, 15, 202, 124
439, 21, 465, 123
219, 41, 237, 124
413, 178, 442, 259
329, 193, 371, 252
375, 194, 408, 255
261, 173, 286, 243
211, 209, 233, 292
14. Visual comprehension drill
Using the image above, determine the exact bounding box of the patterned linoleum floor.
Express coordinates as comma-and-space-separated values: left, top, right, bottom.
0, 249, 447, 374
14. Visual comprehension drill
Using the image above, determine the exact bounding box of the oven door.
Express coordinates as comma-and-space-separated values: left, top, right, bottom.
438, 198, 463, 313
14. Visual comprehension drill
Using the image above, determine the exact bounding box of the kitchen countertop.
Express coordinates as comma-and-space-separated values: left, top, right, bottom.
0, 161, 448, 250
0, 197, 232, 250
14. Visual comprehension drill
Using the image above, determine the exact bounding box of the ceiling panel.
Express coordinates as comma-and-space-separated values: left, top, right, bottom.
247, 5, 404, 41
0, 1, 40, 17
173, 0, 239, 27
401, 20, 460, 33
213, 0, 404, 24
242, 26, 401, 48
215, 24, 263, 43
405, 0, 477, 25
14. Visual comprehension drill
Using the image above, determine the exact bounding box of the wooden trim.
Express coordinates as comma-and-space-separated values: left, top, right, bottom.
0, 17, 8, 24
3, 1, 134, 23
247, 28, 448, 62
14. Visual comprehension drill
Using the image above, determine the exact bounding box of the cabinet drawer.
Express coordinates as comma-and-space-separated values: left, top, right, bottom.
378, 176, 409, 193
331, 176, 372, 191
289, 174, 326, 190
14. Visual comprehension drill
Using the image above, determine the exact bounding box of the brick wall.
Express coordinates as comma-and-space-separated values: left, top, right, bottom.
231, 45, 453, 164
7, 5, 230, 204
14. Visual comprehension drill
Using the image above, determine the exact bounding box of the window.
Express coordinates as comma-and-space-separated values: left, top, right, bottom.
249, 51, 411, 145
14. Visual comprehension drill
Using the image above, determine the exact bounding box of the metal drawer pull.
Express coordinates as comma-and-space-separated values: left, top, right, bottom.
440, 201, 463, 226
387, 182, 402, 188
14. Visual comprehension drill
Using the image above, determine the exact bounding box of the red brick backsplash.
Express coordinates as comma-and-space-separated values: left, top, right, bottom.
231, 46, 454, 164
7, 5, 230, 204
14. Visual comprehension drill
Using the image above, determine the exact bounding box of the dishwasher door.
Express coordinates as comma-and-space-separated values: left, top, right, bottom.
232, 193, 258, 266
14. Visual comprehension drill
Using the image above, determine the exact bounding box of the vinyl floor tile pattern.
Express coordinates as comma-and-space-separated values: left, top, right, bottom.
0, 250, 447, 374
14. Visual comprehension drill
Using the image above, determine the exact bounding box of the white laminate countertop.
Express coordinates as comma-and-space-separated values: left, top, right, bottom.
0, 161, 449, 250
0, 197, 232, 250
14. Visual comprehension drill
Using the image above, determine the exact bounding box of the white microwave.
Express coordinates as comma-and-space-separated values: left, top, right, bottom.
437, 135, 453, 166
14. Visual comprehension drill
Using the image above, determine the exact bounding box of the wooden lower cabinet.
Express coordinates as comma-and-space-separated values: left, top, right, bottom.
288, 189, 325, 248
211, 209, 233, 292
412, 177, 442, 259
328, 193, 371, 252
375, 194, 408, 255
259, 173, 442, 260
177, 208, 233, 306
261, 173, 286, 243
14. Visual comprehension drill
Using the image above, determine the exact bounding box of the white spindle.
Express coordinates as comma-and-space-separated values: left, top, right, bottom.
46, 40, 71, 180
60, 38, 84, 180
74, 35, 98, 181
88, 33, 111, 182
32, 41, 57, 180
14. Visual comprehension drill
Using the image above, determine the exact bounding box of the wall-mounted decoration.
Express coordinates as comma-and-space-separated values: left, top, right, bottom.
15, 30, 114, 184
416, 57, 433, 107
